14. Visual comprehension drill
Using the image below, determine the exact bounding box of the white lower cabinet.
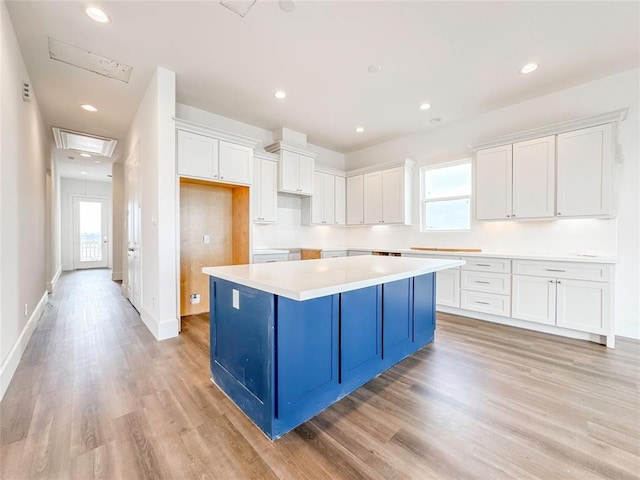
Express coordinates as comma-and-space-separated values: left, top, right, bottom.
435, 269, 460, 308
460, 257, 511, 317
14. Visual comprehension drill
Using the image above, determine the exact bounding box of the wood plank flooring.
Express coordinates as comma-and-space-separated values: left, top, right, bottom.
1, 269, 639, 479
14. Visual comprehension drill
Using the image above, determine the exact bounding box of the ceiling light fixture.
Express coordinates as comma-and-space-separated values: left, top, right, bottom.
355, 126, 365, 133
519, 63, 538, 74
81, 171, 88, 175
52, 127, 118, 157
430, 118, 442, 124
84, 6, 110, 24
94, 160, 102, 164
80, 153, 91, 157
81, 104, 97, 112
279, 0, 296, 12
419, 103, 431, 111
274, 90, 287, 100
368, 64, 382, 74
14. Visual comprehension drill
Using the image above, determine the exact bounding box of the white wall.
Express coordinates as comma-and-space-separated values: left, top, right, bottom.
45, 148, 62, 292
60, 178, 112, 271
122, 68, 178, 340
0, 1, 50, 399
345, 69, 639, 339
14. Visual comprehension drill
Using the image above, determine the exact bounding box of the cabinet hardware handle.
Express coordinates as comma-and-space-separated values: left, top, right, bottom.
476, 263, 491, 267
506, 214, 511, 218
549, 280, 555, 283
475, 281, 491, 284
512, 214, 516, 217
545, 269, 565, 272
557, 212, 562, 215
475, 301, 491, 305
557, 280, 562, 284
213, 175, 218, 178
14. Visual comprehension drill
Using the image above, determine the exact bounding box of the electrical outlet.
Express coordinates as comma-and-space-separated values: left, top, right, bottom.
24, 303, 28, 316
190, 293, 201, 305
203, 235, 210, 244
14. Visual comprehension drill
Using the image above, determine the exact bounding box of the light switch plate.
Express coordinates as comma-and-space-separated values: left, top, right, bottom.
232, 289, 239, 309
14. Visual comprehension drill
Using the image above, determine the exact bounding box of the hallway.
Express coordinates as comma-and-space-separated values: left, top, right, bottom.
1, 270, 639, 479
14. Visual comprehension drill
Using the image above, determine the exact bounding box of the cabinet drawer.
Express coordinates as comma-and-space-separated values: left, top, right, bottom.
253, 253, 289, 263
461, 271, 511, 295
461, 291, 510, 317
512, 260, 612, 282
462, 257, 511, 273
321, 250, 347, 258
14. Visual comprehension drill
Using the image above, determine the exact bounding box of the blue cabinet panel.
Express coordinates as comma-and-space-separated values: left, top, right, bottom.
382, 279, 413, 363
340, 285, 381, 387
277, 296, 338, 415
210, 279, 274, 434
414, 274, 436, 345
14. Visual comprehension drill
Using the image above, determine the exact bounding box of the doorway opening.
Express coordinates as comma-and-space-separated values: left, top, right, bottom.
73, 196, 108, 269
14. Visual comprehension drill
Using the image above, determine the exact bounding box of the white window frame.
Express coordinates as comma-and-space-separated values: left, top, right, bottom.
420, 159, 472, 232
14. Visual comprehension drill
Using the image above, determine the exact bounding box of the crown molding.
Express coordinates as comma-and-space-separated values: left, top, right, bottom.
174, 118, 260, 148
264, 141, 319, 158
470, 108, 629, 151
346, 158, 415, 177
253, 150, 279, 161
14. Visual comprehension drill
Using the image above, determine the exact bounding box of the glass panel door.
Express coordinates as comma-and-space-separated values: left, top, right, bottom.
73, 197, 108, 269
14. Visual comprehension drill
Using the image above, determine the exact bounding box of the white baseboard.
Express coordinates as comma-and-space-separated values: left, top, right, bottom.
139, 306, 179, 341
0, 291, 48, 401
615, 319, 640, 340
47, 266, 62, 293
62, 263, 73, 272
112, 270, 122, 281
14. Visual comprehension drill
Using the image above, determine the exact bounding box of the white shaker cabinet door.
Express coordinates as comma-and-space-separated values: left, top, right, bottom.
436, 269, 460, 308
297, 154, 315, 195
556, 279, 610, 335
279, 150, 299, 193
475, 144, 512, 220
346, 175, 364, 225
219, 141, 253, 185
334, 176, 346, 225
556, 124, 613, 217
363, 171, 383, 224
511, 275, 556, 326
512, 136, 555, 219
254, 158, 278, 223
382, 166, 404, 224
177, 130, 219, 179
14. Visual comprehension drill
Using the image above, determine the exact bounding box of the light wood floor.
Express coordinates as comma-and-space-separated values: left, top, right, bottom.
1, 269, 639, 479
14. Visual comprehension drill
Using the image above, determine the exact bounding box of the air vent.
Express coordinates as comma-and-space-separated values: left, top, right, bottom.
22, 81, 31, 102
48, 37, 133, 83
52, 127, 118, 157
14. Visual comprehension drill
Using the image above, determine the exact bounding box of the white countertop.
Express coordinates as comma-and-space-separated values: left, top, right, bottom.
203, 256, 464, 301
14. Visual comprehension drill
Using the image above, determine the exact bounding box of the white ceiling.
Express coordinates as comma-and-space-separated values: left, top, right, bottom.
6, 1, 639, 181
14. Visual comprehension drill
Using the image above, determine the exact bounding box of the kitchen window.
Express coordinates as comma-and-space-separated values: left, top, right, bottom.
421, 159, 471, 231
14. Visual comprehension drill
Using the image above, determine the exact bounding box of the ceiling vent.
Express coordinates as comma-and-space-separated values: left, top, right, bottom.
52, 127, 118, 157
220, 0, 256, 17
22, 81, 31, 102
48, 37, 133, 83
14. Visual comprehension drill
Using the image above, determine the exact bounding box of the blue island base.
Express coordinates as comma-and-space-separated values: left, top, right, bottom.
209, 274, 435, 440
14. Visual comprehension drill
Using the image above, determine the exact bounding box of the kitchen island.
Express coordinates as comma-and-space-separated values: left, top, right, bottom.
203, 255, 464, 439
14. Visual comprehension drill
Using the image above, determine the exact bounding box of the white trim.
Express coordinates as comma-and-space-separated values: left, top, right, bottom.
139, 305, 180, 341
0, 291, 48, 401
346, 158, 415, 177
174, 118, 260, 148
264, 141, 319, 158
47, 266, 62, 292
470, 108, 628, 151
253, 150, 279, 161
111, 270, 122, 281
314, 164, 346, 177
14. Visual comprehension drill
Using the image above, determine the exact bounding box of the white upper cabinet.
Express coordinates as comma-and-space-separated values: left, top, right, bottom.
556, 123, 613, 217
176, 125, 257, 186
218, 141, 253, 185
303, 171, 345, 226
346, 175, 364, 225
253, 156, 278, 223
356, 163, 412, 225
334, 176, 346, 225
512, 136, 555, 219
475, 144, 512, 220
265, 143, 317, 196
363, 171, 383, 224
177, 130, 219, 179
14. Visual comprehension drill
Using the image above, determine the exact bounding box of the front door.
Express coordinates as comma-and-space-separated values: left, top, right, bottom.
73, 196, 109, 269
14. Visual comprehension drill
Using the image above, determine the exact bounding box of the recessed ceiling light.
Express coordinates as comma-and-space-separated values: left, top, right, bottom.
519, 63, 538, 74
355, 126, 365, 133
81, 104, 97, 112
80, 152, 91, 157
94, 160, 102, 164
419, 103, 431, 111
274, 90, 286, 100
84, 6, 110, 24
430, 118, 442, 124
279, 0, 296, 12
368, 64, 382, 74
81, 171, 88, 175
